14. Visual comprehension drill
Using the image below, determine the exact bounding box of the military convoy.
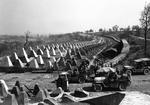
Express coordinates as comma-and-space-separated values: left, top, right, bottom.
56, 66, 131, 92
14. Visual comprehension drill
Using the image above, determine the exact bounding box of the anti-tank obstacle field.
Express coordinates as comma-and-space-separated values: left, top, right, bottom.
1, 35, 148, 105
0, 37, 105, 73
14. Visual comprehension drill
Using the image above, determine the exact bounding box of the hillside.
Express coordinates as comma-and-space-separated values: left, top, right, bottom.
95, 31, 150, 65
0, 33, 93, 57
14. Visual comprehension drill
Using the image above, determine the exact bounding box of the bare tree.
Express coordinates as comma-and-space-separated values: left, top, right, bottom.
132, 25, 141, 36
112, 25, 119, 32
99, 28, 103, 32
140, 3, 150, 56
24, 31, 30, 47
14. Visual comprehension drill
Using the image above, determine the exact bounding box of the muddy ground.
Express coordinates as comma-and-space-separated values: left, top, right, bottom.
0, 72, 150, 95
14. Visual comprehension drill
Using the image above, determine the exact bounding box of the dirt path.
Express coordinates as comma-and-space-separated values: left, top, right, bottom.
1, 73, 150, 105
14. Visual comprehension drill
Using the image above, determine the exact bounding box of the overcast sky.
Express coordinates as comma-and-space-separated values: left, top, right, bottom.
0, 0, 149, 35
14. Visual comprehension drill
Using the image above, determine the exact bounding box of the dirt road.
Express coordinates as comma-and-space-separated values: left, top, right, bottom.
0, 73, 150, 105
0, 73, 150, 94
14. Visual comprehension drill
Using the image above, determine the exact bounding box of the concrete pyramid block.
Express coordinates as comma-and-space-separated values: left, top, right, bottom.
45, 61, 53, 72
63, 43, 67, 48
29, 59, 39, 69
7, 56, 13, 67
70, 44, 73, 49
33, 49, 38, 58
1, 93, 18, 105
59, 45, 63, 52
43, 89, 50, 98
35, 89, 46, 102
47, 45, 50, 50
55, 48, 63, 57
75, 44, 79, 49
56, 43, 59, 48
43, 48, 50, 58
65, 50, 71, 60
22, 48, 30, 63
29, 48, 38, 58
61, 45, 67, 53
0, 80, 9, 98
14, 58, 24, 68
76, 51, 82, 59
50, 57, 56, 63
37, 55, 44, 65
58, 57, 66, 67
53, 62, 59, 70
11, 86, 20, 97
37, 48, 44, 55
48, 61, 53, 68
11, 52, 19, 61
52, 44, 55, 48
14, 52, 19, 60
17, 88, 29, 105
14, 81, 21, 91
0, 56, 13, 67
51, 47, 56, 56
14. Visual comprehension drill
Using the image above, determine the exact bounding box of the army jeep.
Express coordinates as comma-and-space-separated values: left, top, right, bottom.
123, 58, 150, 75
58, 71, 87, 83
92, 67, 131, 91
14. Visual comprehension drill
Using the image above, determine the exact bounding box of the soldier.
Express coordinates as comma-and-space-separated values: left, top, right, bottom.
108, 71, 118, 82
56, 74, 69, 92
56, 75, 62, 88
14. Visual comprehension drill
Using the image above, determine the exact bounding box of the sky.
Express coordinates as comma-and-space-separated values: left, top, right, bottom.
0, 0, 150, 35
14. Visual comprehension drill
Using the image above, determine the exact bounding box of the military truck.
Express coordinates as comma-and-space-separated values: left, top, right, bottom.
92, 67, 131, 91
123, 58, 150, 75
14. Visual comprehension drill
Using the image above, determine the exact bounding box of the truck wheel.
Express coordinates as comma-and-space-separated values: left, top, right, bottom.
78, 77, 85, 83
126, 70, 132, 75
118, 83, 127, 91
143, 69, 150, 75
94, 84, 103, 92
